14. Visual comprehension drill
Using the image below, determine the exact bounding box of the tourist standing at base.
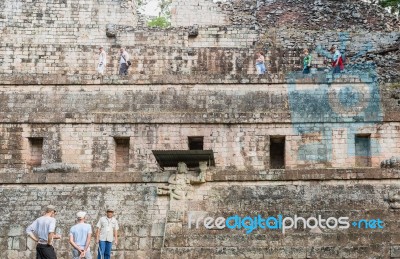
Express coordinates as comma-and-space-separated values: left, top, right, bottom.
255, 52, 266, 75
119, 48, 130, 75
26, 205, 61, 259
96, 208, 119, 259
69, 211, 92, 259
97, 47, 107, 78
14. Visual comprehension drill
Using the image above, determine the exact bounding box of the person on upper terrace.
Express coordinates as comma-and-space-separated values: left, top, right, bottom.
302, 48, 312, 74
97, 46, 107, 79
255, 52, 266, 75
119, 48, 131, 76
330, 44, 344, 74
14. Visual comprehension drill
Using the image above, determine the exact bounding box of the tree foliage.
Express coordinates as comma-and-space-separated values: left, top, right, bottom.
147, 16, 171, 28
136, 0, 172, 28
378, 0, 400, 14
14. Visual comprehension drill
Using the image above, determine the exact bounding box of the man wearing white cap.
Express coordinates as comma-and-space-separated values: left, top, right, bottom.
69, 211, 92, 259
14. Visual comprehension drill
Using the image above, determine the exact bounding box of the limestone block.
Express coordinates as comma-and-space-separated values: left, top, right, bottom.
8, 225, 23, 237
150, 223, 165, 237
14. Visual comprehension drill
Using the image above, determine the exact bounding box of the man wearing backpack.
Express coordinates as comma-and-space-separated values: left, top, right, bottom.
119, 48, 130, 75
330, 44, 344, 74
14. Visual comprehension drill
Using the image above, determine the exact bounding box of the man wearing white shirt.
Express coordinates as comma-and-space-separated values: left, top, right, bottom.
96, 208, 119, 259
97, 46, 107, 78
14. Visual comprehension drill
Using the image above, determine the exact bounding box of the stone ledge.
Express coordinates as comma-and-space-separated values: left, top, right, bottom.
0, 168, 399, 184
32, 163, 79, 173
160, 245, 392, 258
0, 73, 374, 85
0, 82, 393, 124
210, 168, 400, 182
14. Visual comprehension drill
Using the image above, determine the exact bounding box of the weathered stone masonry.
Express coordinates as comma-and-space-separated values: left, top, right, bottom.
0, 81, 399, 258
1, 0, 399, 84
0, 82, 398, 172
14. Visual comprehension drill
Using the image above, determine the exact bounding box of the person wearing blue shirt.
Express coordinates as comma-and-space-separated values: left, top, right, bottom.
255, 52, 266, 75
69, 211, 92, 259
26, 205, 61, 259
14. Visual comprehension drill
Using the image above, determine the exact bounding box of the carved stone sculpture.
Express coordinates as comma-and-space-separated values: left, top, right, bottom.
380, 156, 400, 168
387, 192, 400, 210
106, 24, 117, 38
188, 24, 199, 37
157, 162, 206, 200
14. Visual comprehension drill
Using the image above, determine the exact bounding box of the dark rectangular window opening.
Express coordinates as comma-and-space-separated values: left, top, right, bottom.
270, 136, 285, 169
188, 136, 204, 150
115, 137, 130, 172
29, 137, 43, 166
355, 134, 371, 167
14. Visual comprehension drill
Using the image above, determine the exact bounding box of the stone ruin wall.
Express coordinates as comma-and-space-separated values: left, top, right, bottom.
2, 179, 399, 258
0, 83, 399, 174
2, 184, 168, 259
170, 0, 232, 26
0, 0, 137, 44
1, 26, 399, 84
1, 0, 399, 84
0, 82, 399, 258
0, 0, 400, 258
